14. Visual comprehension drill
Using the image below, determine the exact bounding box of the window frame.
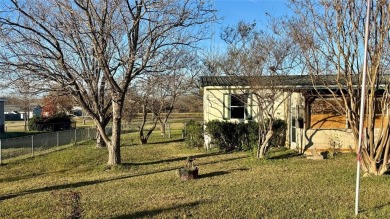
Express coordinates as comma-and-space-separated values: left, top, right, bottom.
223, 93, 252, 120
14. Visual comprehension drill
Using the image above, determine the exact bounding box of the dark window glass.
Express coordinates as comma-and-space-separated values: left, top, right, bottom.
231, 95, 245, 107
230, 94, 247, 119
231, 107, 245, 119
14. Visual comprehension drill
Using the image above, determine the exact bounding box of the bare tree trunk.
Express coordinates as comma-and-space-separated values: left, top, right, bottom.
159, 120, 166, 137
24, 114, 28, 132
96, 131, 106, 148
139, 104, 158, 144
257, 130, 274, 159
107, 99, 122, 165
95, 113, 110, 148
140, 120, 158, 144
379, 138, 390, 175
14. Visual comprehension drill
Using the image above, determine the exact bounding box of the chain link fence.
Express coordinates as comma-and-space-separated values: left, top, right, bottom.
0, 117, 199, 164
0, 127, 106, 164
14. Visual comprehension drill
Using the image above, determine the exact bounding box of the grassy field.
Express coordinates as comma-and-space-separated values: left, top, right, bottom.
1, 131, 390, 218
1, 121, 40, 139
74, 113, 203, 129
2, 113, 202, 139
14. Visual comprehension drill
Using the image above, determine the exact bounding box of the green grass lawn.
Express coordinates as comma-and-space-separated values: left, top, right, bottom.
1, 132, 390, 218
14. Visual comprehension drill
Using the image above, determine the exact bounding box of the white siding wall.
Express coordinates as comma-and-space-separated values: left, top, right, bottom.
203, 86, 295, 149
203, 86, 367, 153
203, 86, 290, 123
302, 129, 355, 152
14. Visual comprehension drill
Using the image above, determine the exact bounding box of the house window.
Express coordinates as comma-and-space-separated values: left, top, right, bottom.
223, 93, 252, 120
231, 94, 246, 119
291, 107, 296, 143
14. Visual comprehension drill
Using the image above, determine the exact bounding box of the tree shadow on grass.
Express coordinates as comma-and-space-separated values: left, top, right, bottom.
112, 201, 203, 219
0, 172, 47, 184
123, 152, 223, 166
121, 138, 184, 147
268, 150, 303, 160
269, 152, 302, 160
198, 167, 250, 179
199, 171, 230, 179
2, 144, 78, 166
198, 155, 248, 166
361, 201, 390, 213
358, 201, 390, 214
146, 138, 185, 145
0, 155, 246, 202
0, 164, 182, 202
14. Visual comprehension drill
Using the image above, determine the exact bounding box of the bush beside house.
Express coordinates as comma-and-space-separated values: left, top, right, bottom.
184, 120, 204, 148
205, 120, 286, 152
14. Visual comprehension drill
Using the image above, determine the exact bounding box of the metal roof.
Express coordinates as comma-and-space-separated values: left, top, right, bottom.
200, 75, 390, 89
200, 75, 329, 88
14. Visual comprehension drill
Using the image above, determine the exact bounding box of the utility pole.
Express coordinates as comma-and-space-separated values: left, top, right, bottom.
355, 0, 371, 215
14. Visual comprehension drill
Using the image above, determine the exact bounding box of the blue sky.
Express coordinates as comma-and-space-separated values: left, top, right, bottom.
216, 0, 291, 27
206, 0, 292, 52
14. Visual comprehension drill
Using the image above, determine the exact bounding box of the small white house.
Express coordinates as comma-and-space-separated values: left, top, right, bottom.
4, 105, 42, 120
200, 75, 363, 154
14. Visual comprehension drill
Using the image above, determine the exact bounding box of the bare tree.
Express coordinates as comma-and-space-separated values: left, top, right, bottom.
123, 86, 141, 126
175, 94, 203, 113
136, 76, 160, 144
155, 51, 202, 137
209, 21, 299, 158
289, 0, 390, 175
0, 0, 215, 165
134, 49, 203, 142
12, 77, 40, 131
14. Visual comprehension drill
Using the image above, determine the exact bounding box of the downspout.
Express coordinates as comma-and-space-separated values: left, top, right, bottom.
289, 94, 292, 149
203, 87, 210, 150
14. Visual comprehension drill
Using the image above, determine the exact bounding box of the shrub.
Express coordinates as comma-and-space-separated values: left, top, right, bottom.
206, 120, 238, 151
205, 119, 287, 152
184, 120, 204, 148
29, 113, 73, 131
244, 121, 259, 150
269, 119, 287, 147
205, 120, 258, 151
28, 116, 40, 131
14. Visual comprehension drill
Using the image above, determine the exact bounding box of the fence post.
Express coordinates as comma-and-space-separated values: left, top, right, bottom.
167, 123, 171, 138
31, 135, 34, 157
87, 128, 90, 139
57, 132, 59, 146
74, 128, 77, 145
0, 139, 2, 165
